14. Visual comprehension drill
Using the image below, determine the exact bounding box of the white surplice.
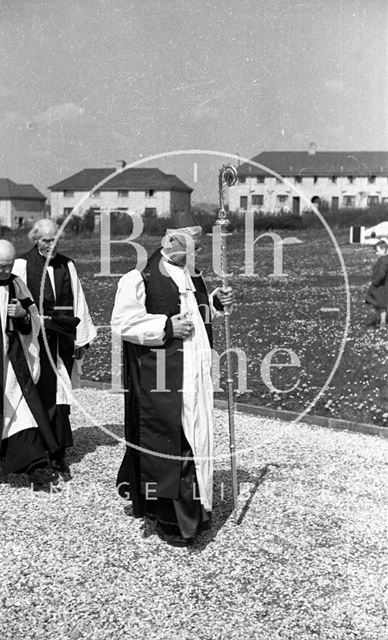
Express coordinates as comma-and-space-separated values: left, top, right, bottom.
0, 282, 41, 441
111, 257, 216, 511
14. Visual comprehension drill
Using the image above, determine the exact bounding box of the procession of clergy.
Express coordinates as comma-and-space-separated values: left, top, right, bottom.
0, 212, 234, 547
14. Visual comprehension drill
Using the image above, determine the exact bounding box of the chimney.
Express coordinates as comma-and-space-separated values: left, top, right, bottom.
116, 160, 126, 170
308, 143, 317, 156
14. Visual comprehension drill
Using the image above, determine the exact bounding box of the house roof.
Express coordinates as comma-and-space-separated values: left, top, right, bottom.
237, 151, 388, 178
49, 167, 193, 193
0, 179, 46, 201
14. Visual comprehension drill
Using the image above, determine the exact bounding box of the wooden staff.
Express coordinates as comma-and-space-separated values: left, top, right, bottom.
216, 164, 238, 511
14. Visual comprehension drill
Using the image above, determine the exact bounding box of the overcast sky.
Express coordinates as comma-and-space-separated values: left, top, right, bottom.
0, 0, 387, 201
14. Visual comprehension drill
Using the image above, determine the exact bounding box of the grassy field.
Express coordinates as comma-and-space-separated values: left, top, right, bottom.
10, 227, 388, 426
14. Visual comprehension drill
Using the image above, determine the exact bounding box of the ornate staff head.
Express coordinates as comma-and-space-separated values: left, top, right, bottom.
217, 164, 238, 227
221, 164, 238, 187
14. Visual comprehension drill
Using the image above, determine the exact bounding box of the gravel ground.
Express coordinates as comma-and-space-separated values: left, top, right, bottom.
1, 389, 387, 640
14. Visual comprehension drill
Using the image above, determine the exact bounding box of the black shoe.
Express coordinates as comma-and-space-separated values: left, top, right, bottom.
155, 522, 194, 547
51, 457, 70, 473
28, 466, 59, 486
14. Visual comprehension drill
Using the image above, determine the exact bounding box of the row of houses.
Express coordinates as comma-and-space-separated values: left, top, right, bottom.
0, 164, 192, 229
231, 148, 388, 215
2, 149, 388, 228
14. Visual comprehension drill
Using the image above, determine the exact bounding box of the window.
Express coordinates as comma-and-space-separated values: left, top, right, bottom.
368, 176, 376, 184
343, 196, 355, 207
348, 176, 354, 184
252, 194, 264, 206
257, 177, 264, 183
63, 190, 74, 198
240, 196, 248, 210
277, 195, 288, 203
146, 189, 154, 197
276, 178, 282, 183
63, 207, 73, 216
117, 190, 128, 197
331, 176, 337, 183
295, 176, 303, 183
92, 190, 101, 198
367, 196, 379, 207
313, 176, 318, 184
239, 177, 246, 184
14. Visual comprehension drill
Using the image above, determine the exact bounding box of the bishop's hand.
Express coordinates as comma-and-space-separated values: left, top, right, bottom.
171, 313, 194, 339
217, 287, 235, 307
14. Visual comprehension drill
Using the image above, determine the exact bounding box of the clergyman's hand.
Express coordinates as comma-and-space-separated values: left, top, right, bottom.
74, 346, 88, 360
7, 299, 27, 319
171, 313, 194, 339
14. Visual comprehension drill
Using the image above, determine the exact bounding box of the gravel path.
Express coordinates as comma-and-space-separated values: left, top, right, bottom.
1, 389, 387, 640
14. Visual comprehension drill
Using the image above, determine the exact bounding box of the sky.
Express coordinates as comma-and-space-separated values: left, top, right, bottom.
0, 0, 387, 202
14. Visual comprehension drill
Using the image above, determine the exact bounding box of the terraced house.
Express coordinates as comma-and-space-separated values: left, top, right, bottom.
0, 179, 46, 229
229, 147, 388, 215
49, 163, 192, 220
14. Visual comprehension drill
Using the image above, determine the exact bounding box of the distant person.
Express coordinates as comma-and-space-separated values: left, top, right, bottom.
365, 240, 388, 328
0, 240, 59, 486
13, 219, 97, 473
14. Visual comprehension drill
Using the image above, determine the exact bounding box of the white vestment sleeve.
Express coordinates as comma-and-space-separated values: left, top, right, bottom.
68, 261, 97, 347
12, 258, 27, 283
111, 270, 168, 346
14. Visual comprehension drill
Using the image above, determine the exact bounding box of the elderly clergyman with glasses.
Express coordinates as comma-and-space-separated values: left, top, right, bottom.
111, 211, 234, 547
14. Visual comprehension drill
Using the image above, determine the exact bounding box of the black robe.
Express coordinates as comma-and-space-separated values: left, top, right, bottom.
366, 255, 388, 308
20, 246, 79, 455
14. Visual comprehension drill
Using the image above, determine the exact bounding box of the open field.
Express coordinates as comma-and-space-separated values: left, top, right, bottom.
9, 226, 388, 426
1, 389, 387, 640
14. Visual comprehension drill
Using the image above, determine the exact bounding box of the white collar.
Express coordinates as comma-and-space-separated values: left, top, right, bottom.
160, 255, 196, 293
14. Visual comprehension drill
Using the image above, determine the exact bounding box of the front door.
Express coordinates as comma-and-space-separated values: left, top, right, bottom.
292, 197, 300, 215
240, 196, 248, 210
